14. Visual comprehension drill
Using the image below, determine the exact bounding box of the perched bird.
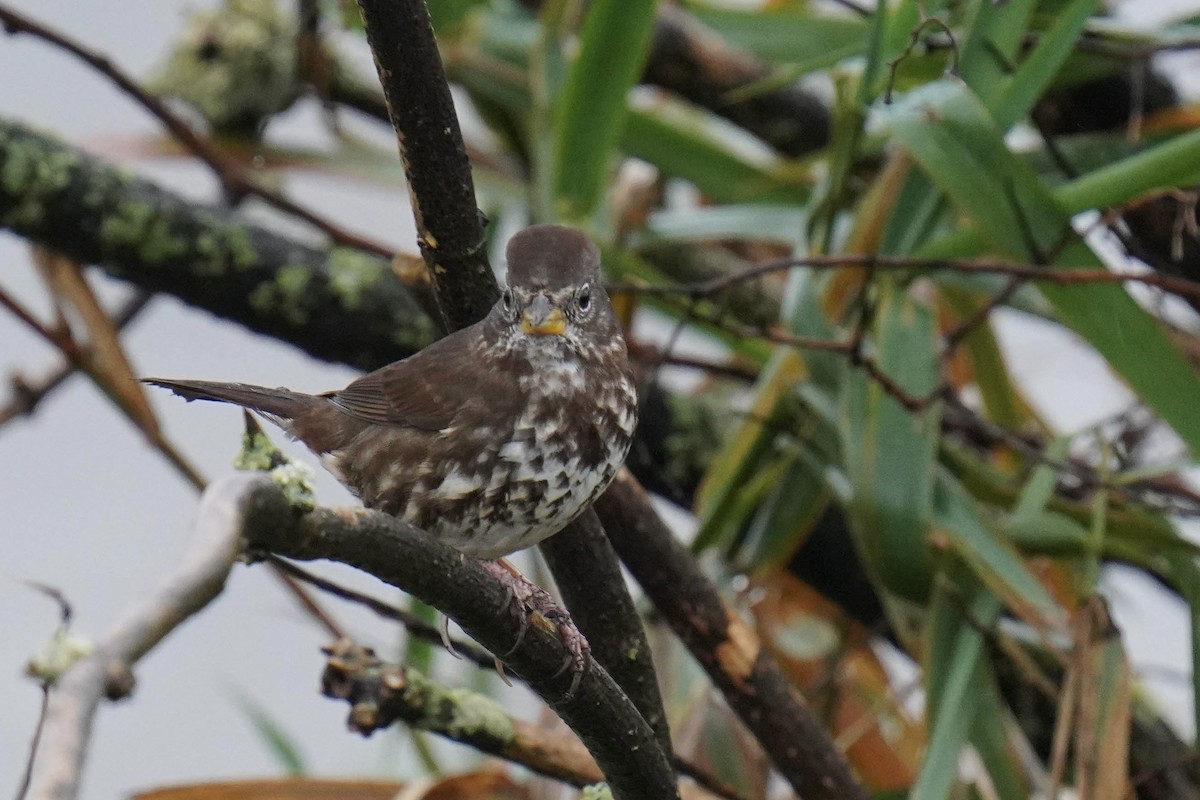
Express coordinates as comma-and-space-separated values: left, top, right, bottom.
149, 225, 636, 553
147, 224, 637, 668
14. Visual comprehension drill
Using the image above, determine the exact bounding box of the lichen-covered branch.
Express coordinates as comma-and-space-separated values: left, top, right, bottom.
322, 639, 605, 786
0, 116, 438, 371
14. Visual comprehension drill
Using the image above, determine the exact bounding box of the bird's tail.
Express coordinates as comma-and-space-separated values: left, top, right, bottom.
142, 378, 317, 421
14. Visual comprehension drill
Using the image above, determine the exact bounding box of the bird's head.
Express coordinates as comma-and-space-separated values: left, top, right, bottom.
491, 225, 619, 357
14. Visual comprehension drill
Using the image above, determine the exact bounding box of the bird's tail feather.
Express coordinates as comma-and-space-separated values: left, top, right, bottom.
143, 378, 315, 421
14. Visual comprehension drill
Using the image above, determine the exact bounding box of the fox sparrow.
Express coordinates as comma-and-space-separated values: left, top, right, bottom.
148, 224, 637, 669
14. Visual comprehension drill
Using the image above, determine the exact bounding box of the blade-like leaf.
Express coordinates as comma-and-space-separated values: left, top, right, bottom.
551, 0, 658, 220
917, 574, 1003, 800
840, 283, 940, 601
935, 472, 1065, 630
882, 80, 1200, 455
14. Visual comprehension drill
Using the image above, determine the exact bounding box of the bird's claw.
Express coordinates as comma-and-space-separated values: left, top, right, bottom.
481, 559, 590, 699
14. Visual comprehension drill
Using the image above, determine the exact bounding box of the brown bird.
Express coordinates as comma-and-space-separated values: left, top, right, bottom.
147, 225, 637, 668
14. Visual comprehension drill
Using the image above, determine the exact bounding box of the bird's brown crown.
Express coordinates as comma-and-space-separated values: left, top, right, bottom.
505, 225, 600, 290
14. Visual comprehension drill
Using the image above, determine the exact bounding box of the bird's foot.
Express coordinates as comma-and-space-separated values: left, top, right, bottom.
481, 559, 590, 697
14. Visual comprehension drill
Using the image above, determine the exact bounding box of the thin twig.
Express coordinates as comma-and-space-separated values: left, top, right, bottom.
0, 4, 393, 257
14, 685, 49, 800
0, 291, 152, 427
267, 556, 496, 670
611, 253, 1200, 304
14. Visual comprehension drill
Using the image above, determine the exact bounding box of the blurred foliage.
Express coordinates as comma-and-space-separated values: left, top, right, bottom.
34, 0, 1200, 796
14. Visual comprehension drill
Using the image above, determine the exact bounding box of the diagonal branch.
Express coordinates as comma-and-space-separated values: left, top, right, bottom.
241, 480, 679, 800
24, 473, 263, 800
597, 470, 871, 800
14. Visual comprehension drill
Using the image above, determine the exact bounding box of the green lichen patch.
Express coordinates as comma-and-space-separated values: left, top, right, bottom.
328, 247, 384, 310
99, 201, 187, 265
0, 138, 79, 228
404, 670, 516, 746
247, 263, 313, 325
580, 784, 613, 800
149, 0, 300, 136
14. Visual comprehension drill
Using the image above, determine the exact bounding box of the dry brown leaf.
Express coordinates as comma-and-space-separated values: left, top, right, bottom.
751, 570, 922, 792
132, 778, 404, 800
31, 246, 159, 436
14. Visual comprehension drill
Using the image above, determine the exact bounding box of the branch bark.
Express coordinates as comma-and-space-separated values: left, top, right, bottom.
241, 483, 679, 800
24, 473, 266, 800
0, 116, 439, 371
596, 469, 871, 800
353, 0, 674, 765
356, 0, 494, 332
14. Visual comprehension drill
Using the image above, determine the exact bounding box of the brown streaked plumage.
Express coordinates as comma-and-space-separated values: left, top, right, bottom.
146, 225, 638, 560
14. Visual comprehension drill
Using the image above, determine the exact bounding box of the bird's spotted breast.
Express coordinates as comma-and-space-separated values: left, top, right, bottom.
324, 336, 635, 559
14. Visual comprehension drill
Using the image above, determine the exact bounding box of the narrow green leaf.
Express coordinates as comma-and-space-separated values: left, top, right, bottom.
935, 472, 1065, 629
1168, 554, 1200, 746
686, 6, 868, 71
551, 0, 658, 220
917, 576, 1002, 800
883, 80, 1200, 455
231, 692, 307, 776
991, 0, 1103, 127
622, 99, 811, 205
840, 283, 940, 601
695, 349, 807, 551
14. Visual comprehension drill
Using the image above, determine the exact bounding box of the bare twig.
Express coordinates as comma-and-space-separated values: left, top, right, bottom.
0, 291, 152, 427
611, 253, 1200, 304
23, 474, 267, 800
0, 4, 393, 257
267, 556, 496, 670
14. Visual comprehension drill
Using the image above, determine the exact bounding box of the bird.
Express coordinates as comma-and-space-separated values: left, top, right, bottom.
146, 224, 638, 672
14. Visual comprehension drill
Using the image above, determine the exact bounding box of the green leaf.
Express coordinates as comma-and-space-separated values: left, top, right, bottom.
882, 80, 1200, 455
231, 691, 306, 776
622, 99, 811, 205
686, 6, 869, 72
840, 283, 940, 601
917, 575, 1003, 800
991, 0, 1103, 127
935, 472, 1065, 629
695, 349, 807, 551
551, 0, 658, 221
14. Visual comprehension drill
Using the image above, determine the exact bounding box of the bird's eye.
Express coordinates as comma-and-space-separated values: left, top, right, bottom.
576, 285, 592, 312
502, 288, 514, 314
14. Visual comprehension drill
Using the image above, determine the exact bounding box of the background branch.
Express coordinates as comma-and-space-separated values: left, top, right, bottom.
24, 473, 266, 800
0, 118, 438, 370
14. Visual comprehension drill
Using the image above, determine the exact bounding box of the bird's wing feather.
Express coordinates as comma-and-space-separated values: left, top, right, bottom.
328, 326, 517, 431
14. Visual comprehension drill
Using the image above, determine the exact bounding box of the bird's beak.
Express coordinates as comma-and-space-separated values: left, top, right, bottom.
520, 295, 567, 336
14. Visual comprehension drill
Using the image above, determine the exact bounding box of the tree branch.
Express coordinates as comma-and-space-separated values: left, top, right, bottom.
0, 117, 438, 371
596, 470, 871, 800
320, 639, 605, 786
353, 0, 674, 763
24, 473, 266, 800
355, 0, 494, 332
241, 484, 679, 800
